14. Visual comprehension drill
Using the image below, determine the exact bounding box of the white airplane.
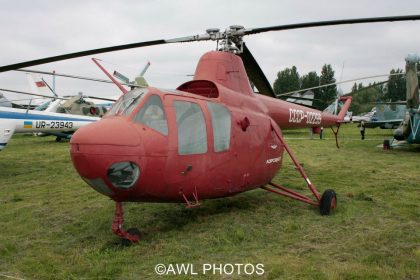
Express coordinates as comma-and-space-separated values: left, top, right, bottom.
0, 60, 151, 150
0, 106, 99, 151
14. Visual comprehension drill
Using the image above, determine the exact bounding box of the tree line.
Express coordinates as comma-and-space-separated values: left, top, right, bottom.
272, 65, 417, 114
273, 64, 337, 110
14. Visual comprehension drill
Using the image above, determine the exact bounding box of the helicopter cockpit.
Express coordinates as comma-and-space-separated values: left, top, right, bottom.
106, 88, 169, 136
133, 94, 168, 135
104, 86, 232, 157
106, 88, 147, 117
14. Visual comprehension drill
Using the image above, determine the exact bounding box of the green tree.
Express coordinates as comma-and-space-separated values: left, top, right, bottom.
317, 64, 337, 110
351, 82, 358, 93
348, 86, 382, 115
300, 71, 320, 91
273, 66, 300, 99
385, 69, 406, 101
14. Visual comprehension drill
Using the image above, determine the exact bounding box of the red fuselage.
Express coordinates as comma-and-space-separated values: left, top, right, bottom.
70, 51, 351, 203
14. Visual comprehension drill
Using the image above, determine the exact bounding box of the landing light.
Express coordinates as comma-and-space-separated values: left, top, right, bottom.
107, 162, 140, 189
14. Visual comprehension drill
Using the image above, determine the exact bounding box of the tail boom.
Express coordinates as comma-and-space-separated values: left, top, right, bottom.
257, 95, 352, 129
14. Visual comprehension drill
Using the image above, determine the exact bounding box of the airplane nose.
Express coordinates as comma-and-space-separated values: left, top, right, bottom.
70, 118, 144, 199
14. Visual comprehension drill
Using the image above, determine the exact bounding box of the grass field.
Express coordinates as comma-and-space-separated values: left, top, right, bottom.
0, 124, 419, 279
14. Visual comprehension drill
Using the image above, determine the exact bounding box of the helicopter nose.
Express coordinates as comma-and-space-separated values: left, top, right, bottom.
71, 118, 141, 146
70, 118, 144, 199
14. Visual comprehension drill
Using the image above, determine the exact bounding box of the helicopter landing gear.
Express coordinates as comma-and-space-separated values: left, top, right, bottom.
112, 202, 140, 244
262, 122, 337, 215
55, 136, 62, 142
319, 189, 337, 215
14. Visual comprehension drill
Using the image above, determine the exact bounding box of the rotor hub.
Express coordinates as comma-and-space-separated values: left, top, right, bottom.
218, 25, 245, 53
167, 25, 248, 54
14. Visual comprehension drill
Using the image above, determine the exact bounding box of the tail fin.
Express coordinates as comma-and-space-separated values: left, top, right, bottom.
27, 73, 55, 97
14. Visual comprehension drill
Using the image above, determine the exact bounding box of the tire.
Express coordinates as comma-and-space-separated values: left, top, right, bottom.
319, 189, 337, 215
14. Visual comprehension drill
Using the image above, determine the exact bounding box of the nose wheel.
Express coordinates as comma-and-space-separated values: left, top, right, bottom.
112, 202, 140, 244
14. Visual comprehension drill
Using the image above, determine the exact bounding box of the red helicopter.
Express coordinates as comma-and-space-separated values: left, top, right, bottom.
1, 15, 419, 244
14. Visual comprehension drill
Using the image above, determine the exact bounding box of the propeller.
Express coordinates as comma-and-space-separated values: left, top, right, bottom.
1, 15, 420, 99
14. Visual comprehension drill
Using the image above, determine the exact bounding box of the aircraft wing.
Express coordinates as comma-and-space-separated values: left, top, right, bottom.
364, 119, 402, 129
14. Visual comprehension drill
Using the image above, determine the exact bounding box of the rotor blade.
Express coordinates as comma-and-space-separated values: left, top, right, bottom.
0, 39, 167, 73
84, 96, 116, 102
342, 80, 389, 96
0, 88, 116, 102
14, 69, 137, 87
247, 15, 420, 35
368, 101, 407, 105
238, 43, 275, 97
278, 71, 417, 98
0, 88, 67, 100
2, 15, 420, 73
286, 96, 322, 102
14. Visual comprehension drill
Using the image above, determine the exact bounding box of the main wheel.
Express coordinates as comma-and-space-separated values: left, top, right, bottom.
319, 189, 337, 215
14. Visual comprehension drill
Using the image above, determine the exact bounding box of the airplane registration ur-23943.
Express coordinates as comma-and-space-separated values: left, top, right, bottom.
0, 106, 99, 150
1, 15, 419, 244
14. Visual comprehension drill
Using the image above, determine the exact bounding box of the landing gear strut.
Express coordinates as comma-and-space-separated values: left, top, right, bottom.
262, 122, 337, 215
112, 202, 140, 244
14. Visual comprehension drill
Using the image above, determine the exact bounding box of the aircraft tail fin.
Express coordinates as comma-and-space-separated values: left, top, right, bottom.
27, 73, 56, 97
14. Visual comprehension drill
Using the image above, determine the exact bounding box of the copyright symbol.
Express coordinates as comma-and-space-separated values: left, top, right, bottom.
155, 264, 166, 275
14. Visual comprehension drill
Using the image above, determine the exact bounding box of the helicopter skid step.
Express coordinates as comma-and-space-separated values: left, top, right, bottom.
111, 202, 140, 243
180, 187, 201, 208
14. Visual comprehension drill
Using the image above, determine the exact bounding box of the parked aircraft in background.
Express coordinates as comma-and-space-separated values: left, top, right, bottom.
0, 106, 99, 150
364, 102, 405, 128
351, 107, 377, 123
286, 90, 314, 107
393, 54, 420, 143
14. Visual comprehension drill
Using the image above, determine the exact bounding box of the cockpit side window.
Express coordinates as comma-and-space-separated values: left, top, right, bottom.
134, 94, 168, 135
207, 102, 231, 152
173, 101, 207, 155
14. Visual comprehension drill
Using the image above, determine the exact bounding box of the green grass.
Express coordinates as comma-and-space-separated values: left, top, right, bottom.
0, 125, 419, 280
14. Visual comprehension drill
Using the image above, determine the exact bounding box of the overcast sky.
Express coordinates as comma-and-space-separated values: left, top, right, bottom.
1, 0, 420, 103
